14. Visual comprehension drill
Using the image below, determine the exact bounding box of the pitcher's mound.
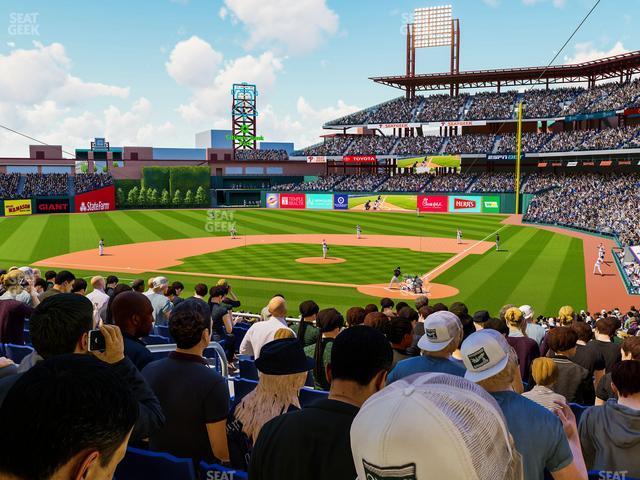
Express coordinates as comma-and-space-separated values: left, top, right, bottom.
357, 283, 459, 300
296, 257, 346, 264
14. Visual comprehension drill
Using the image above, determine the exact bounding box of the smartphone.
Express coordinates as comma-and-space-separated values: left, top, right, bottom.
88, 329, 106, 352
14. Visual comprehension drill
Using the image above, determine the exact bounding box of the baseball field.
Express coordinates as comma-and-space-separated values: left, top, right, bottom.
0, 208, 615, 316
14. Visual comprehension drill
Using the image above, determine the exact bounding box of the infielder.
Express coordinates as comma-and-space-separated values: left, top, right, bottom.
322, 239, 328, 259
495, 233, 500, 251
593, 256, 603, 276
389, 266, 402, 289
456, 228, 462, 245
230, 225, 237, 239
98, 239, 104, 256
356, 224, 361, 239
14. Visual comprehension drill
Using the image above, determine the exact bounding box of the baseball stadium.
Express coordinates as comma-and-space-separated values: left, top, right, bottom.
1, 2, 640, 480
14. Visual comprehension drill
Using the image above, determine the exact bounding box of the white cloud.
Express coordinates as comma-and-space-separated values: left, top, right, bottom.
221, 0, 339, 54
165, 35, 223, 88
218, 7, 228, 20
564, 41, 627, 64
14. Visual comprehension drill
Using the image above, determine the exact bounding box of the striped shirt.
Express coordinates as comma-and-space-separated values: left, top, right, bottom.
522, 385, 567, 412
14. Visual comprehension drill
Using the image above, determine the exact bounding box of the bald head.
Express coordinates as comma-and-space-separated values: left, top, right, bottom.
112, 291, 154, 337
268, 296, 287, 318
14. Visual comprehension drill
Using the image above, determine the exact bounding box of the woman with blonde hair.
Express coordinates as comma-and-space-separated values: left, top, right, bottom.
0, 269, 39, 307
504, 307, 540, 383
522, 357, 566, 411
227, 338, 312, 470
558, 305, 576, 326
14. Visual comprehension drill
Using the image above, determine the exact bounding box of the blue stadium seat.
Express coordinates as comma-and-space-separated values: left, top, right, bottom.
23, 329, 31, 345
233, 378, 258, 404
156, 325, 172, 339
0, 344, 5, 357
299, 387, 328, 406
232, 324, 250, 352
4, 344, 34, 364
569, 403, 590, 425
143, 335, 170, 345
114, 447, 196, 480
239, 358, 259, 381
199, 461, 248, 480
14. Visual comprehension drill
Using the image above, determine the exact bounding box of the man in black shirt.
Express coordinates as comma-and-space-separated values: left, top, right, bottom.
209, 285, 235, 362
249, 326, 392, 480
112, 291, 155, 371
586, 317, 622, 372
142, 299, 230, 464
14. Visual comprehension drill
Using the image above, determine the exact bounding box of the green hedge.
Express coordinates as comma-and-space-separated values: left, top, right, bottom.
142, 166, 170, 193
169, 166, 210, 197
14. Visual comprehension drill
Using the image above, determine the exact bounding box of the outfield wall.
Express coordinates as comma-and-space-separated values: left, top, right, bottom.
0, 186, 116, 217
261, 191, 519, 214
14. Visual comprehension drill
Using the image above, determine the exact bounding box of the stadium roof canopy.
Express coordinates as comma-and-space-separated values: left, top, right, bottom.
370, 50, 640, 92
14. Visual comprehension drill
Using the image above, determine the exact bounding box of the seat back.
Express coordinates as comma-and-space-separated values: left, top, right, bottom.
569, 403, 589, 425
156, 325, 172, 340
299, 387, 329, 407
231, 324, 250, 352
199, 461, 248, 480
143, 335, 170, 345
115, 447, 196, 480
4, 344, 34, 364
239, 358, 259, 381
233, 378, 259, 404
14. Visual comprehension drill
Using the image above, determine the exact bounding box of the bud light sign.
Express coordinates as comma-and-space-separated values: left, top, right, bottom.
334, 194, 349, 210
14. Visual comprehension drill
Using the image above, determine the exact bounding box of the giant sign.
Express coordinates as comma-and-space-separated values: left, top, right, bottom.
35, 198, 70, 214
279, 193, 306, 209
417, 195, 448, 213
74, 185, 116, 213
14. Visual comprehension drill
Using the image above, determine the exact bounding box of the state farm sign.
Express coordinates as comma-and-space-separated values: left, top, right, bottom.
417, 195, 448, 213
74, 186, 116, 213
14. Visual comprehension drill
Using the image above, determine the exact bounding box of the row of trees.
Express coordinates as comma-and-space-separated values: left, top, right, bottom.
116, 186, 208, 208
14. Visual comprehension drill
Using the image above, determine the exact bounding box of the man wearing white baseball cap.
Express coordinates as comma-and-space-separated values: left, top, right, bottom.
351, 372, 523, 480
386, 311, 465, 384
144, 276, 172, 327
461, 329, 587, 480
519, 304, 546, 345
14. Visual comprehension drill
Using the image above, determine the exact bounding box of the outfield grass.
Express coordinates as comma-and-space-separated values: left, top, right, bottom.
0, 209, 587, 316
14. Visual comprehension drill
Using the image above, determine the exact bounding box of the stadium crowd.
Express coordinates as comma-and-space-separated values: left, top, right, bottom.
347, 136, 398, 156
465, 91, 518, 120
21, 173, 68, 197
469, 172, 517, 193
235, 150, 289, 161
393, 135, 443, 155
416, 93, 468, 122
377, 173, 429, 192
274, 175, 346, 192
297, 137, 354, 156
445, 133, 497, 154
0, 173, 20, 199
337, 174, 388, 192
367, 97, 422, 124
495, 132, 555, 154
74, 173, 114, 194
0, 265, 639, 479
522, 88, 583, 119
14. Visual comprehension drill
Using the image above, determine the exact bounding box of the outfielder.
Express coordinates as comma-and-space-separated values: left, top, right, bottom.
230, 225, 237, 239
356, 224, 361, 239
495, 233, 500, 251
322, 239, 328, 259
456, 228, 462, 245
389, 266, 402, 289
98, 239, 104, 256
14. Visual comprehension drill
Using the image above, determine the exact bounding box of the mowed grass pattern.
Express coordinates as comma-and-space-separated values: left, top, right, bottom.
175, 243, 452, 284
0, 209, 587, 315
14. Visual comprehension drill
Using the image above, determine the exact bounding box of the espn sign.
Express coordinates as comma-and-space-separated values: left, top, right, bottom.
448, 196, 481, 213
279, 193, 306, 209
74, 186, 116, 213
417, 195, 448, 213
343, 155, 377, 164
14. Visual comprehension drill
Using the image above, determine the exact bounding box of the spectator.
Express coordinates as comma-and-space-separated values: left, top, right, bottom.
296, 300, 320, 347
520, 304, 546, 345
103, 283, 132, 325
71, 278, 87, 295
305, 308, 344, 391
144, 276, 172, 327
44, 270, 57, 290
0, 299, 33, 344
351, 373, 523, 480
142, 299, 230, 463
362, 311, 390, 333
596, 336, 640, 404
380, 297, 394, 317
571, 321, 606, 390
387, 317, 414, 368
504, 307, 540, 382
112, 291, 155, 371
105, 275, 119, 297
131, 278, 145, 293
461, 329, 587, 480
585, 317, 622, 372
192, 283, 211, 317
39, 270, 75, 301
387, 311, 465, 383
209, 285, 234, 363
0, 270, 39, 307
249, 326, 392, 480
473, 310, 491, 330
0, 354, 138, 480
523, 357, 567, 412
74, 173, 114, 194
363, 303, 378, 314
170, 281, 184, 305
240, 296, 293, 358
86, 275, 110, 318
345, 305, 366, 328
579, 360, 640, 476
227, 338, 312, 470
546, 327, 594, 405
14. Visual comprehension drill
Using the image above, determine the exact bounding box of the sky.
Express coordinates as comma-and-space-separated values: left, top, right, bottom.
0, 0, 636, 157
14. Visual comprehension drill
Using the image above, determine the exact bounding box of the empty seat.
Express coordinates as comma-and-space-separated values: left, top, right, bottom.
4, 344, 34, 364
114, 447, 196, 480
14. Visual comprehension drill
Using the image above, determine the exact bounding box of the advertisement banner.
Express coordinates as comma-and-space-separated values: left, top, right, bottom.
333, 194, 349, 210
481, 196, 501, 213
4, 199, 32, 217
343, 155, 377, 164
306, 156, 326, 163
486, 154, 526, 161
306, 194, 333, 210
74, 185, 116, 213
279, 193, 306, 209
417, 195, 448, 213
266, 193, 280, 209
367, 122, 421, 130
35, 198, 70, 214
448, 196, 482, 213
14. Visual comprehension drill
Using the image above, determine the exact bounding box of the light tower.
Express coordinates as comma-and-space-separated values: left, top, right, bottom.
230, 83, 263, 156
405, 5, 460, 98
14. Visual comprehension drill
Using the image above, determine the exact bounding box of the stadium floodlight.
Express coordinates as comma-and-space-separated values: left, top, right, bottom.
413, 5, 453, 48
